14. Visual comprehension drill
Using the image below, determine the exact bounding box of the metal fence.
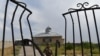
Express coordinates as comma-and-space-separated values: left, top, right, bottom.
2, 0, 100, 56
2, 0, 43, 56
63, 2, 100, 56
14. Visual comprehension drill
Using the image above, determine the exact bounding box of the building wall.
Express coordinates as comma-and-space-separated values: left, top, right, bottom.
34, 36, 64, 45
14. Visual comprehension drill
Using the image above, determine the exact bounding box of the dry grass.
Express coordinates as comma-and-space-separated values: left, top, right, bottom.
0, 41, 13, 56
39, 44, 100, 56
0, 46, 13, 56
0, 41, 21, 56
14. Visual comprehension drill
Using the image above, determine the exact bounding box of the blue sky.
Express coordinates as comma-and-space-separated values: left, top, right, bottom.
0, 0, 100, 43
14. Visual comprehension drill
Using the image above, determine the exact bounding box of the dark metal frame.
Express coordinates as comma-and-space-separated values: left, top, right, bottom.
55, 40, 60, 56
62, 2, 100, 56
2, 0, 9, 56
2, 0, 44, 56
2, 1, 100, 56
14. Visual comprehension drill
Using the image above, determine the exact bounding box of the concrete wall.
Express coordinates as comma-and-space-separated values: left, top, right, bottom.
34, 36, 64, 45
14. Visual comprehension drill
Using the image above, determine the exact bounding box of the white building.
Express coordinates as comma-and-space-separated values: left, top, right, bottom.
33, 27, 64, 45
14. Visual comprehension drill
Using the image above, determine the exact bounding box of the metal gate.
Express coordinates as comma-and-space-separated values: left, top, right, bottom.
1, 0, 100, 56
63, 2, 100, 56
1, 0, 44, 56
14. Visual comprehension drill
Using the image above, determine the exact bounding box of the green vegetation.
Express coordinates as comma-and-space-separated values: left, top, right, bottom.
66, 42, 73, 50
39, 42, 100, 56
15, 46, 21, 56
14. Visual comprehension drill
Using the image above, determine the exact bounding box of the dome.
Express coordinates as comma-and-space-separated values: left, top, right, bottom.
45, 26, 51, 33
34, 27, 61, 37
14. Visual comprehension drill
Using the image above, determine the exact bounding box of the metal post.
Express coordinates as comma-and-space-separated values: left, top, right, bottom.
92, 9, 100, 54
27, 13, 36, 56
1, 0, 9, 56
84, 10, 93, 56
70, 13, 75, 56
76, 11, 84, 56
19, 9, 26, 56
11, 5, 18, 56
62, 15, 67, 56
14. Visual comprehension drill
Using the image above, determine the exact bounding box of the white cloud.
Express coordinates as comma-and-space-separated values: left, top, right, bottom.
0, 0, 100, 42
0, 22, 3, 30
0, 12, 4, 20
0, 0, 6, 12
29, 7, 45, 23
0, 22, 10, 31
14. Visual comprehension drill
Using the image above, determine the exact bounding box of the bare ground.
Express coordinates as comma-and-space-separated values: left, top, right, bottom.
18, 46, 41, 56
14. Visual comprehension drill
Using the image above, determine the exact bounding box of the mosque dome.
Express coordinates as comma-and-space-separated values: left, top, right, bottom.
34, 27, 61, 37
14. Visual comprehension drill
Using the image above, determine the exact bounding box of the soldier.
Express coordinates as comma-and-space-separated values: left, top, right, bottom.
43, 43, 53, 56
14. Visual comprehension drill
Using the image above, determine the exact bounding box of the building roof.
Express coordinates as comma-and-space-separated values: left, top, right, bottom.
34, 32, 61, 37
33, 27, 62, 37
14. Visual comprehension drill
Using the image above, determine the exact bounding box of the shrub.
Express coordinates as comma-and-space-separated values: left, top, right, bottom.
66, 42, 73, 50
83, 42, 90, 49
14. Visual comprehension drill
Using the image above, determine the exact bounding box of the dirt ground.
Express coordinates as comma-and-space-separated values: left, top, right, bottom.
0, 41, 13, 56
0, 41, 13, 48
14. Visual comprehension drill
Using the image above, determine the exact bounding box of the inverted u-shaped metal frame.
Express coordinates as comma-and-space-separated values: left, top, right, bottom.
10, 1, 27, 56
10, 0, 44, 56
1, 0, 44, 56
11, 1, 28, 56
